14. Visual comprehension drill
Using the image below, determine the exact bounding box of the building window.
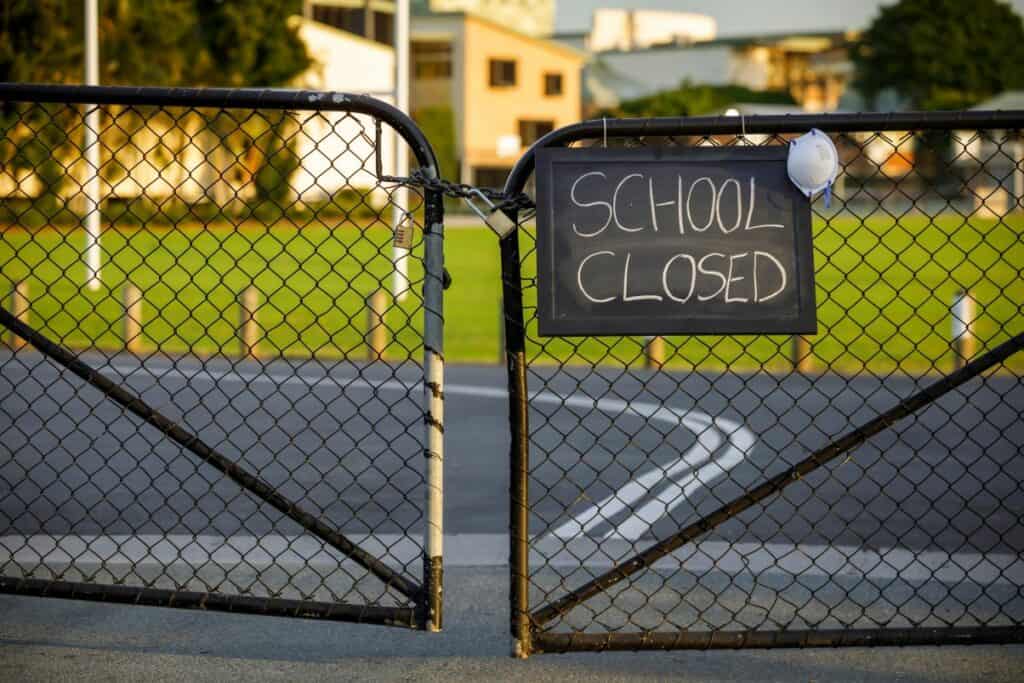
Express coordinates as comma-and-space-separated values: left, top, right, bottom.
413, 41, 453, 79
544, 73, 563, 96
489, 59, 517, 87
518, 120, 555, 146
474, 167, 512, 190
312, 5, 364, 36
372, 10, 394, 45
311, 3, 393, 45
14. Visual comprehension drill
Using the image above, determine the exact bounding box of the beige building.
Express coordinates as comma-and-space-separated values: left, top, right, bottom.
411, 11, 584, 187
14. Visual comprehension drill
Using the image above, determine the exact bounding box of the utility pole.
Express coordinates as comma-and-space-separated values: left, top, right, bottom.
392, 0, 411, 300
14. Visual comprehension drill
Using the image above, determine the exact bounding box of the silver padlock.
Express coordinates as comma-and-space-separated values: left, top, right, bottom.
464, 189, 517, 237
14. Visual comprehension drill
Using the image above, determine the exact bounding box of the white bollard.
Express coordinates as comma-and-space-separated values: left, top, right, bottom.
951, 290, 977, 369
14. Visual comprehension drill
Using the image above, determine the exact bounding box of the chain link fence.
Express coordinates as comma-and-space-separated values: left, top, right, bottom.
500, 113, 1024, 654
0, 85, 445, 630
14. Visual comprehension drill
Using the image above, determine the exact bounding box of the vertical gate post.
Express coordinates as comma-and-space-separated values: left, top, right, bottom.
422, 187, 445, 632
123, 283, 143, 353
498, 295, 505, 365
500, 213, 532, 658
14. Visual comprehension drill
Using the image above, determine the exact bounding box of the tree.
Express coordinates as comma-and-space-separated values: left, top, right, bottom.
853, 0, 1024, 110
0, 1, 310, 88
0, 1, 312, 218
602, 81, 796, 119
0, 1, 81, 84
192, 0, 310, 87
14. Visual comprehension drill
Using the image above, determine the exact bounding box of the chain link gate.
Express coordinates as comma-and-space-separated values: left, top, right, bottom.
499, 112, 1024, 656
0, 84, 444, 630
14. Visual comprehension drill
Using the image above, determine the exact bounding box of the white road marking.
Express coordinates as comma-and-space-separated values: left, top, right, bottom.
7, 359, 755, 544
106, 360, 755, 542
3, 360, 1019, 588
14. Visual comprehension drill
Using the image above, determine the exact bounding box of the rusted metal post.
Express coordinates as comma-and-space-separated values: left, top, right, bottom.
8, 281, 29, 350
366, 289, 387, 360
123, 283, 143, 353
498, 296, 505, 365
644, 336, 665, 369
238, 286, 260, 359
791, 335, 813, 373
952, 290, 977, 370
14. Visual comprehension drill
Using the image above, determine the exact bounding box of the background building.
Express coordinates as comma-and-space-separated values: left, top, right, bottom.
411, 10, 584, 187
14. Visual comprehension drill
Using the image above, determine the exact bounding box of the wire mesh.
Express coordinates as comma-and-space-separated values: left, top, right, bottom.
504, 122, 1024, 651
0, 90, 442, 627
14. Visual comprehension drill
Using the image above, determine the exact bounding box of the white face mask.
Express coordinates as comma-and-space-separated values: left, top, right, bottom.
787, 128, 839, 206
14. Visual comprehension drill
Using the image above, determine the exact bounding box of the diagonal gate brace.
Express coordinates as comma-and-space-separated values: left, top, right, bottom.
532, 331, 1024, 627
0, 307, 423, 601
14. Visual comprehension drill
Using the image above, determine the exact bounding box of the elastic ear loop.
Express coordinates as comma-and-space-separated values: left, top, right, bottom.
603, 116, 607, 148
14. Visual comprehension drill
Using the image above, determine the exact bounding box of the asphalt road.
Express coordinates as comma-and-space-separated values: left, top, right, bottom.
1, 348, 1022, 634
1, 348, 1023, 678
2, 349, 1021, 544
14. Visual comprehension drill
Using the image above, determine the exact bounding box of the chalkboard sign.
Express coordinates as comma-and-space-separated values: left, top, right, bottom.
534, 146, 817, 336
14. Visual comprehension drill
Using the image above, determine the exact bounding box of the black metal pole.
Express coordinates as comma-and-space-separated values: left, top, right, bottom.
0, 307, 423, 600
0, 575, 419, 628
499, 214, 532, 658
531, 331, 1024, 627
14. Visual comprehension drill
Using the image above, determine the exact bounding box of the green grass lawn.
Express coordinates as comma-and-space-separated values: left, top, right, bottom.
1, 212, 1021, 375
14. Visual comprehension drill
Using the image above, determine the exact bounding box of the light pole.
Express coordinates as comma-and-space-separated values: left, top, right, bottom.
84, 0, 102, 291
392, 0, 411, 301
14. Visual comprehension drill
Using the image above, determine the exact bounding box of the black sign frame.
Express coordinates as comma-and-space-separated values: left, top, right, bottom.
534, 145, 817, 337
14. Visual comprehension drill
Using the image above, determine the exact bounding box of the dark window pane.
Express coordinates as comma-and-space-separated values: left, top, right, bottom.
413, 41, 452, 78
518, 119, 555, 145
544, 73, 563, 96
489, 59, 516, 87
474, 166, 512, 190
373, 10, 394, 44
311, 4, 365, 37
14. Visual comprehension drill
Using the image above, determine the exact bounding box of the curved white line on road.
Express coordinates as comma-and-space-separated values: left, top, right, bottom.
100, 362, 756, 542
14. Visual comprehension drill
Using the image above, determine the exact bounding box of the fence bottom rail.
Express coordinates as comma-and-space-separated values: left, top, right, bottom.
0, 575, 420, 628
531, 625, 1024, 653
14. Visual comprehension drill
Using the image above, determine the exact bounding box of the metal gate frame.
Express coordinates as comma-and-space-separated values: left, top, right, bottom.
499, 111, 1024, 656
0, 84, 445, 631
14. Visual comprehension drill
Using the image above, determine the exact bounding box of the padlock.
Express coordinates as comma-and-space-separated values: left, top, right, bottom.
464, 189, 517, 237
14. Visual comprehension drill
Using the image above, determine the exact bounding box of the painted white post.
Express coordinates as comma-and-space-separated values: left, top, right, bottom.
951, 290, 977, 369
391, 0, 411, 301
84, 0, 102, 291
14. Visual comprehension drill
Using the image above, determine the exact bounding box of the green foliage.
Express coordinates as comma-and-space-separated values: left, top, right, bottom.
412, 106, 461, 211
604, 80, 796, 118
255, 137, 301, 207
0, 1, 81, 83
412, 107, 458, 181
0, 0, 310, 87
192, 0, 310, 87
853, 0, 1024, 110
